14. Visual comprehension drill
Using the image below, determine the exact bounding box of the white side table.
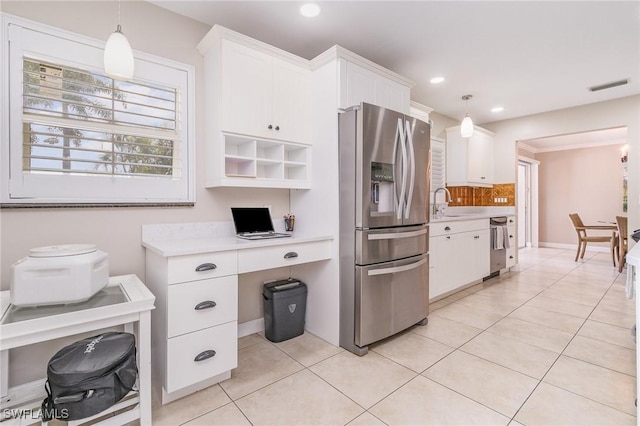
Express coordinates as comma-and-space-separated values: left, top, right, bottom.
0, 275, 155, 425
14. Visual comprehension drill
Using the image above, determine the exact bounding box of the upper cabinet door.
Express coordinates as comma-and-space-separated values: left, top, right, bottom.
467, 130, 494, 184
271, 58, 312, 144
221, 40, 272, 138
445, 126, 495, 187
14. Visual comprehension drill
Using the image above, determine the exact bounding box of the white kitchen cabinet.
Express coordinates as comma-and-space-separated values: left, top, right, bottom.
220, 39, 311, 144
338, 59, 410, 113
145, 250, 239, 402
429, 219, 490, 300
506, 215, 517, 268
197, 26, 312, 188
445, 126, 495, 187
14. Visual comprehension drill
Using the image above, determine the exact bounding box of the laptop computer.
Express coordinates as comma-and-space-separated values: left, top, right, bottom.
231, 207, 292, 240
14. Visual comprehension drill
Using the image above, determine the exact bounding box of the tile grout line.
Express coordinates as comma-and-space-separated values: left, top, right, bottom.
509, 248, 635, 422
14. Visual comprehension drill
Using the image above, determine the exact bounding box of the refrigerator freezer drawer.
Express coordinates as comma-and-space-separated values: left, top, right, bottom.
356, 225, 428, 265
355, 254, 429, 347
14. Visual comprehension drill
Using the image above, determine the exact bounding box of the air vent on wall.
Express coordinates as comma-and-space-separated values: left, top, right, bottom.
588, 78, 629, 92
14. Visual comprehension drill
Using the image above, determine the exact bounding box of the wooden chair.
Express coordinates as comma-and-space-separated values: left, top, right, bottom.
616, 215, 628, 272
568, 213, 617, 264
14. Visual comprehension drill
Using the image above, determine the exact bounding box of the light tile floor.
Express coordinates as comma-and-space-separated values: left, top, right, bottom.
150, 247, 637, 425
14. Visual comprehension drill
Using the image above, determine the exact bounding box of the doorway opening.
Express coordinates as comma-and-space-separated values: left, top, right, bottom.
517, 157, 538, 248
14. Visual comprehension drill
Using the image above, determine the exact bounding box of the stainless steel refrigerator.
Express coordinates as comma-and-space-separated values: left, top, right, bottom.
339, 102, 430, 356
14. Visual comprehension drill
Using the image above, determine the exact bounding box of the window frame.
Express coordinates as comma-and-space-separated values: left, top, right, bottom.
1, 13, 196, 205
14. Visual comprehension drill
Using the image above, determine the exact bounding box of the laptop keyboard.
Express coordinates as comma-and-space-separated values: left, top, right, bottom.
238, 232, 291, 240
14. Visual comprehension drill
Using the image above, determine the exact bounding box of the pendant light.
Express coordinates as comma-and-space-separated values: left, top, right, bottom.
460, 95, 474, 138
104, 0, 134, 81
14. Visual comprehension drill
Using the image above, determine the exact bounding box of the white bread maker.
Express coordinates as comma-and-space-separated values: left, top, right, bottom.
10, 244, 109, 307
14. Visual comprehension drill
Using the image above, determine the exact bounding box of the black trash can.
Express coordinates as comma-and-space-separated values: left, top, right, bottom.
263, 279, 307, 342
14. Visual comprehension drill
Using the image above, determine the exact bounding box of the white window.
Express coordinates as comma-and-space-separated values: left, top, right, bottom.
1, 15, 195, 205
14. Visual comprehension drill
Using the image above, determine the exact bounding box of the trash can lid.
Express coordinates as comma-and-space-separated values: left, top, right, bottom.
263, 279, 306, 297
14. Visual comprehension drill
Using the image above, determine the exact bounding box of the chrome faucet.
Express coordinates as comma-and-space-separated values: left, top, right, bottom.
433, 187, 452, 217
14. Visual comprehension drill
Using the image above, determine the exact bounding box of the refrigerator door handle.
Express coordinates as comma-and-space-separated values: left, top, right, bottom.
395, 118, 408, 220
404, 119, 415, 219
367, 257, 427, 276
367, 228, 427, 240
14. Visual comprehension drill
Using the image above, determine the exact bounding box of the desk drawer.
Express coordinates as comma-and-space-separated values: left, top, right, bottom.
237, 240, 332, 273
167, 275, 238, 337
166, 321, 237, 393
167, 251, 237, 284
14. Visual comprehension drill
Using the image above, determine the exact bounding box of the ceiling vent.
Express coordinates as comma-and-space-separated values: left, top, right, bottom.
588, 78, 629, 92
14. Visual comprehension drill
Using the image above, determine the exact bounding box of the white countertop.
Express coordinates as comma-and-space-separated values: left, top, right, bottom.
141, 221, 333, 257
626, 241, 640, 267
430, 214, 494, 223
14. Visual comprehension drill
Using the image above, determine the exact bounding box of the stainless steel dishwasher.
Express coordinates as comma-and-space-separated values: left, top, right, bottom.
487, 216, 508, 279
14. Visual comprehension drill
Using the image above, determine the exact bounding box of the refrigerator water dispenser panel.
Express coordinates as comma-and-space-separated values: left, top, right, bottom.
371, 162, 394, 215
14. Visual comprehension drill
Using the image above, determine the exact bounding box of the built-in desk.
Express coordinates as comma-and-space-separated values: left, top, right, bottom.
0, 275, 155, 425
141, 222, 333, 404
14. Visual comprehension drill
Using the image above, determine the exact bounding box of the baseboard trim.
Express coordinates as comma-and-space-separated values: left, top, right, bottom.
238, 318, 264, 338
539, 242, 610, 253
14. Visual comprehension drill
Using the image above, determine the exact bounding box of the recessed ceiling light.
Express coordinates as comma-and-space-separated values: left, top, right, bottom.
300, 3, 321, 17
491, 106, 504, 113
430, 77, 445, 84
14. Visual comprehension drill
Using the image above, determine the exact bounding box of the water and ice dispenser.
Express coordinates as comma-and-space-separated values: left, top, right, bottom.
370, 162, 395, 216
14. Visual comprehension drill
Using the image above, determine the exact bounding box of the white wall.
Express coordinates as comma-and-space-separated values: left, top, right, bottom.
0, 1, 291, 288
536, 144, 625, 246
484, 95, 640, 241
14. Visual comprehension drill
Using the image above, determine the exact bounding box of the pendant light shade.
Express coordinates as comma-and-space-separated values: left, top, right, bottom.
104, 1, 134, 81
460, 114, 474, 137
104, 25, 134, 80
460, 95, 474, 138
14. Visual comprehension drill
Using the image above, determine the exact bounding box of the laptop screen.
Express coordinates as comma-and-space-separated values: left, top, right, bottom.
231, 207, 275, 234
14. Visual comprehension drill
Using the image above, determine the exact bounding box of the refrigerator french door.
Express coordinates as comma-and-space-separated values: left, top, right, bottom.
356, 103, 429, 229
339, 102, 430, 356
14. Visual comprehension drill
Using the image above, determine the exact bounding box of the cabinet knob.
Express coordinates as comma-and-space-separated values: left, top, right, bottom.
509, 235, 514, 238
474, 235, 480, 239
194, 350, 216, 362
446, 236, 451, 240
195, 263, 217, 272
268, 124, 273, 130
509, 255, 514, 259
284, 251, 299, 259
444, 226, 451, 231
195, 300, 217, 311
480, 176, 486, 180
275, 125, 280, 131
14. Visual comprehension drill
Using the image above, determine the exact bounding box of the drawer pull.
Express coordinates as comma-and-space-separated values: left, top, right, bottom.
474, 235, 480, 239
446, 236, 451, 240
194, 350, 216, 362
444, 226, 451, 231
194, 300, 217, 311
195, 263, 217, 272
284, 252, 299, 259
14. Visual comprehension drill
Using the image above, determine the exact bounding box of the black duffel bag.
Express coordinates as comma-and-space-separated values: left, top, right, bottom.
41, 332, 137, 421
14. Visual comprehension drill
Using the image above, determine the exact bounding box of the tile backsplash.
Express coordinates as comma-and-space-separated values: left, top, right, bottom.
447, 183, 515, 207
